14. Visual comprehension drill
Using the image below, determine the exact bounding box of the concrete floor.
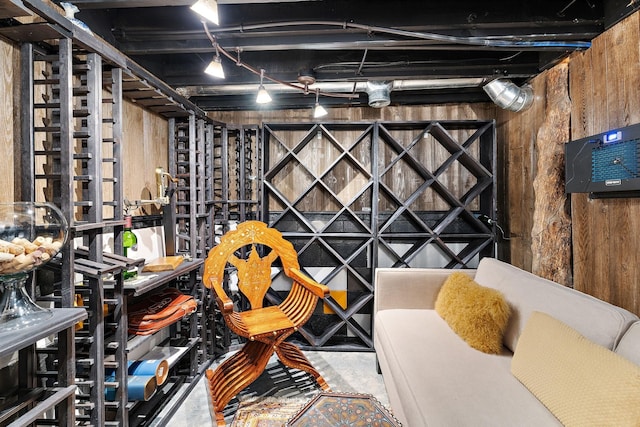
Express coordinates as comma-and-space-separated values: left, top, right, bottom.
151, 350, 390, 426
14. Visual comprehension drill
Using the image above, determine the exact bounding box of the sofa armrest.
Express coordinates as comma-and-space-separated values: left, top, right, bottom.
374, 268, 476, 314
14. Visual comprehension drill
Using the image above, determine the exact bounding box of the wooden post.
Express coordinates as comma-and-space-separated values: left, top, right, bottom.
531, 62, 572, 285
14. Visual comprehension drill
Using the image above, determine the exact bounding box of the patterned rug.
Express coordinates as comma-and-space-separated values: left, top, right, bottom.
231, 392, 401, 427
287, 392, 401, 427
231, 396, 311, 427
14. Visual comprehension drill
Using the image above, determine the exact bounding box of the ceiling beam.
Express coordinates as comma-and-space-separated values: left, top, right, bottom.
68, 0, 319, 8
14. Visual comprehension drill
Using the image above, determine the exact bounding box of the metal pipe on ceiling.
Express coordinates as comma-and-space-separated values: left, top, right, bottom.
176, 77, 488, 97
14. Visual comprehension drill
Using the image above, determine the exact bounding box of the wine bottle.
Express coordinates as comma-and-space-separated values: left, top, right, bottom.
123, 215, 138, 279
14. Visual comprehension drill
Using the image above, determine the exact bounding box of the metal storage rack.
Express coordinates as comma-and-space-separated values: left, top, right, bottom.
22, 37, 126, 425
0, 308, 87, 426
231, 125, 262, 223
168, 116, 223, 260
261, 121, 496, 351
209, 125, 262, 357
3, 1, 218, 425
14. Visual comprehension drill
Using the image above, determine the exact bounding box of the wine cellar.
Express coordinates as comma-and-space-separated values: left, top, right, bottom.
0, 1, 498, 423
9, 0, 640, 426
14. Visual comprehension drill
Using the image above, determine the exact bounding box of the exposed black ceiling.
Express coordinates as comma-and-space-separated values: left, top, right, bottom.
12, 1, 640, 111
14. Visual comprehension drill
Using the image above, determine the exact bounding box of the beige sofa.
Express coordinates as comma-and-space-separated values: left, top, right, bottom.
374, 258, 640, 426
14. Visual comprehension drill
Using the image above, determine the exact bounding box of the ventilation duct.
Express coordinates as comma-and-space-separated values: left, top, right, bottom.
483, 78, 533, 112
365, 81, 392, 108
177, 78, 487, 97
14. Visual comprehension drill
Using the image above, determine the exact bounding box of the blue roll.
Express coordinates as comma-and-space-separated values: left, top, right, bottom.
127, 375, 157, 401
105, 369, 157, 401
128, 359, 169, 385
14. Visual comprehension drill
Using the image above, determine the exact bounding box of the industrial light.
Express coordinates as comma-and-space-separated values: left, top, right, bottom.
256, 69, 272, 104
191, 0, 219, 25
313, 89, 328, 118
482, 78, 533, 112
204, 39, 225, 78
205, 55, 225, 78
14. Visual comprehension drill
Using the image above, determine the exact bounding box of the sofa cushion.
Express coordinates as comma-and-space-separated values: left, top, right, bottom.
474, 258, 639, 352
512, 311, 640, 427
615, 321, 640, 366
435, 272, 510, 354
374, 309, 562, 427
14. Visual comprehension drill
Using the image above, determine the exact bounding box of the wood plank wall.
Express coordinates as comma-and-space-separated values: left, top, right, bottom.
567, 11, 640, 314
496, 64, 575, 287
0, 32, 167, 215
494, 81, 543, 272
122, 99, 168, 216
216, 104, 496, 215
530, 63, 572, 286
214, 104, 495, 126
497, 11, 640, 315
0, 37, 16, 203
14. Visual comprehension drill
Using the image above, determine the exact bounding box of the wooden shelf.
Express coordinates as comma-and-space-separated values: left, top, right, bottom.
122, 258, 204, 296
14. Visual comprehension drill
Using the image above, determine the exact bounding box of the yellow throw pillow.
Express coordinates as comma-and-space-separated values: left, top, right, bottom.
435, 272, 511, 354
512, 311, 640, 427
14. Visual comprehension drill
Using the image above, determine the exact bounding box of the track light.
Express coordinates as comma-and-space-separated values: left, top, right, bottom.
313, 89, 328, 118
191, 0, 219, 25
256, 69, 272, 104
483, 78, 533, 112
205, 55, 225, 78
204, 38, 225, 78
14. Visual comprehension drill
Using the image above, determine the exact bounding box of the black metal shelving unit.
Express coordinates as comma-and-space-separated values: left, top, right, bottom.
262, 121, 496, 351
4, 1, 218, 425
0, 308, 87, 426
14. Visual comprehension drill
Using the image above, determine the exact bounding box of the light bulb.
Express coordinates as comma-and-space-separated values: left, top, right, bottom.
256, 86, 272, 104
312, 89, 327, 118
190, 0, 219, 25
256, 69, 272, 104
314, 103, 328, 118
204, 55, 225, 78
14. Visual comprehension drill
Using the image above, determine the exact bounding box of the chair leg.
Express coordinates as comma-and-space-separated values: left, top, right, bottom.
275, 341, 331, 391
206, 340, 275, 426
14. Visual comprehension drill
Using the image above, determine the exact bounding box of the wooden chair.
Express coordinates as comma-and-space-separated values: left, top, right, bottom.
202, 221, 331, 425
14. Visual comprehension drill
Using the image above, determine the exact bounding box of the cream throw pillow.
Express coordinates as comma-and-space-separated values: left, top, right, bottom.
511, 311, 640, 427
435, 272, 510, 354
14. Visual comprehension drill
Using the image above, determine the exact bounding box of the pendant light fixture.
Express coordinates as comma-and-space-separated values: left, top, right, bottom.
191, 0, 219, 25
204, 36, 225, 78
313, 89, 328, 118
256, 69, 272, 104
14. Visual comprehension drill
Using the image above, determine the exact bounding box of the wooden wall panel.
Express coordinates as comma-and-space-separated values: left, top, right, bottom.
0, 38, 16, 203
530, 63, 571, 285
568, 11, 640, 314
495, 11, 640, 315
495, 76, 546, 272
213, 104, 495, 127
218, 104, 496, 214
122, 99, 168, 215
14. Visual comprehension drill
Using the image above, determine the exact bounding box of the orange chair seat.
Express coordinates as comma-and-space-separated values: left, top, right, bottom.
236, 305, 295, 338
